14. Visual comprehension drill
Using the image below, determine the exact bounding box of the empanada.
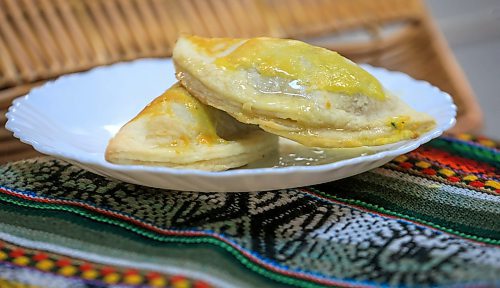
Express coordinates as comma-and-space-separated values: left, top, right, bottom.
105, 83, 278, 171
173, 36, 436, 148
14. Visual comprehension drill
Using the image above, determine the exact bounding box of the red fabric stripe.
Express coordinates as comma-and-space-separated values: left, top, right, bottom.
411, 147, 496, 176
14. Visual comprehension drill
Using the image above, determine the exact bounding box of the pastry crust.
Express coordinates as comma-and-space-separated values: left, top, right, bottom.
105, 83, 278, 171
173, 36, 436, 148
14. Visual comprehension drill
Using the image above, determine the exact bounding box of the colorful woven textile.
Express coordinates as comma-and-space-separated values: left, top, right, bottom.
0, 135, 499, 287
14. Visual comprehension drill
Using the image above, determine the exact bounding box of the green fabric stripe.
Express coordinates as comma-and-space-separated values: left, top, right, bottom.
0, 207, 280, 288
0, 194, 332, 288
334, 185, 497, 239
357, 171, 499, 231
360, 171, 500, 228
372, 169, 500, 213
428, 138, 500, 167
313, 174, 500, 241
306, 187, 500, 245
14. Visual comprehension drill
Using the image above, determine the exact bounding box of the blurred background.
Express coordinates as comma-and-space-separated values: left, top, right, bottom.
427, 0, 500, 138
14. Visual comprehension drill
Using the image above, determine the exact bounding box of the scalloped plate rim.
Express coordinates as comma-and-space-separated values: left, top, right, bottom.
5, 58, 456, 190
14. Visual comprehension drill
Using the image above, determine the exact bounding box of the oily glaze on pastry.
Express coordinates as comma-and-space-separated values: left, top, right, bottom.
105, 83, 277, 171
173, 36, 436, 148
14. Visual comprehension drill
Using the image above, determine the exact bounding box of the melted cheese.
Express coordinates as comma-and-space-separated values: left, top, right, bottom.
189, 36, 385, 100
189, 36, 243, 55
136, 83, 225, 146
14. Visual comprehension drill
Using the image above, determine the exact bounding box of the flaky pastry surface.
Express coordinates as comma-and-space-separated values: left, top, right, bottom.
105, 83, 277, 171
173, 36, 436, 148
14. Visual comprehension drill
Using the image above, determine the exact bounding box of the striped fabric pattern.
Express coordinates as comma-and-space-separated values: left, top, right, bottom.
0, 135, 498, 287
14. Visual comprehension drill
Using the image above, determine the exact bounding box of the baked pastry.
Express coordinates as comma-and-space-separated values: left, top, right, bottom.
173, 36, 436, 148
105, 83, 278, 171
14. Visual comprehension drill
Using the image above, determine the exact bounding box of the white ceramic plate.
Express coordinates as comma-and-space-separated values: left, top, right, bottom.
6, 59, 456, 192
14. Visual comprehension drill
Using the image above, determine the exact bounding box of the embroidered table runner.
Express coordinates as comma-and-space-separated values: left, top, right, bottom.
0, 135, 499, 287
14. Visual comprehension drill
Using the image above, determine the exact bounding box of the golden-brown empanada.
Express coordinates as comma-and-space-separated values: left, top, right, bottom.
105, 83, 278, 171
173, 36, 436, 148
